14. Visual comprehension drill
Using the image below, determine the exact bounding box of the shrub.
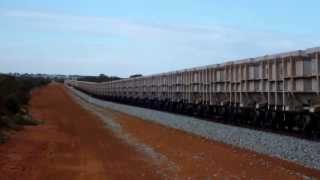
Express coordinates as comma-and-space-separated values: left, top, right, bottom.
0, 131, 7, 144
0, 75, 49, 143
14, 114, 41, 126
0, 116, 22, 131
4, 94, 21, 114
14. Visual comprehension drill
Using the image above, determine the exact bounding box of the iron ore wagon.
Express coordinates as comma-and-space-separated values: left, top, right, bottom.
66, 47, 320, 138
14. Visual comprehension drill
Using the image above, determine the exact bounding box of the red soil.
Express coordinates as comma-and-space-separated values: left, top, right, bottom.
0, 83, 319, 179
0, 84, 163, 180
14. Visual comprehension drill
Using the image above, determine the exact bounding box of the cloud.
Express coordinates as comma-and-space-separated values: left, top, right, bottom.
1, 9, 319, 76
1, 10, 227, 40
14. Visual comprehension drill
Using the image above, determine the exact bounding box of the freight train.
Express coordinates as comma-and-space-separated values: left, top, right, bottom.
66, 47, 320, 138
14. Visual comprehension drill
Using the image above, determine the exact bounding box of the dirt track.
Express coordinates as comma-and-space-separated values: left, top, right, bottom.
0, 84, 319, 180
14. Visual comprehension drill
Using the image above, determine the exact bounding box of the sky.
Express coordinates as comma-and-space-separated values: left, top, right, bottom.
0, 0, 320, 77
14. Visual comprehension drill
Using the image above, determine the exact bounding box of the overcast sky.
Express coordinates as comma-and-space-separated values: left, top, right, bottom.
0, 0, 319, 77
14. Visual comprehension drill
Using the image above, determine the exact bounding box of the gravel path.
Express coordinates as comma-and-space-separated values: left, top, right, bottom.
68, 86, 320, 171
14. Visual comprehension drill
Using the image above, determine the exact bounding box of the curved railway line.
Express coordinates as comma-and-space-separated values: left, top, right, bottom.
66, 47, 320, 140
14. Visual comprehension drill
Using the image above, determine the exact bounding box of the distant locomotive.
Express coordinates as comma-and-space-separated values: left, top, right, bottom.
66, 47, 320, 138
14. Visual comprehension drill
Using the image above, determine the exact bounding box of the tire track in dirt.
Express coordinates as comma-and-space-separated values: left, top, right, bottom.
70, 92, 179, 179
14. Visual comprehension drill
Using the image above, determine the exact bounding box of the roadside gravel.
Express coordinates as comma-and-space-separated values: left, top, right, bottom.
68, 86, 320, 171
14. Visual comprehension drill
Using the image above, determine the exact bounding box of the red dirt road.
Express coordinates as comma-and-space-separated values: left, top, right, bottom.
0, 84, 163, 180
0, 84, 319, 179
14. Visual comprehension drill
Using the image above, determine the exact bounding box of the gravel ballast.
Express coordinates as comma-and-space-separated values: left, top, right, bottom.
68, 86, 320, 170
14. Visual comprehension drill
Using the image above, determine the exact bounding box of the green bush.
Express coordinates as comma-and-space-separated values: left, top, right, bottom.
0, 75, 49, 135
0, 116, 22, 131
0, 75, 50, 115
14, 114, 41, 126
0, 131, 7, 144
4, 94, 21, 114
